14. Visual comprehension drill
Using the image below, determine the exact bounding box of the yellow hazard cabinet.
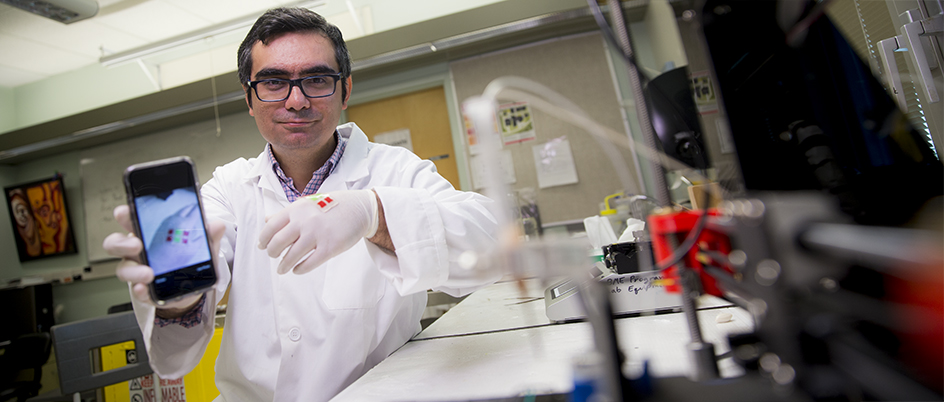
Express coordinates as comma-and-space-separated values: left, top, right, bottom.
101, 327, 224, 402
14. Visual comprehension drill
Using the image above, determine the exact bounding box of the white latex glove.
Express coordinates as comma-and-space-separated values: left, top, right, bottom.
103, 205, 226, 312
258, 189, 379, 275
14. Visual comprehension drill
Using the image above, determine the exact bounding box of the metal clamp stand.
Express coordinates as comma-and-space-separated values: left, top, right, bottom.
678, 268, 720, 381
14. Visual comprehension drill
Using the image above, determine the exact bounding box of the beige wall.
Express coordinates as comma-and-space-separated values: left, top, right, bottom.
451, 32, 642, 225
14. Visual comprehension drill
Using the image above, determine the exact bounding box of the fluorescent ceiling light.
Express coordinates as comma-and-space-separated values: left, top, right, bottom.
99, 0, 325, 68
1, 0, 98, 23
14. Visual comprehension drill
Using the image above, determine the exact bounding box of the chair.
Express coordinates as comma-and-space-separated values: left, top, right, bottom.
0, 333, 52, 402
106, 303, 133, 315
50, 311, 152, 398
17, 312, 151, 402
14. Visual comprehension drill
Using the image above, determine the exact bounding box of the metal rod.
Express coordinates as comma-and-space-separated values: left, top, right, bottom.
680, 265, 721, 381
679, 268, 705, 344
799, 223, 943, 276
599, 0, 672, 206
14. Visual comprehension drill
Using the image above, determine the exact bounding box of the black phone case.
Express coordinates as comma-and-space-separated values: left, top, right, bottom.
123, 156, 217, 306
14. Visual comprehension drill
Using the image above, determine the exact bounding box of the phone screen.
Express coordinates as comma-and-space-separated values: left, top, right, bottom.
133, 188, 211, 276
125, 158, 215, 303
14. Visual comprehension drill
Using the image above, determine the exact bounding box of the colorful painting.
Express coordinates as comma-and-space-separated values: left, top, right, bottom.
5, 175, 77, 261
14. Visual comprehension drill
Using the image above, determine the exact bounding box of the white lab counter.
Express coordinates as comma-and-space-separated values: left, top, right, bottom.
331, 278, 753, 402
414, 278, 552, 340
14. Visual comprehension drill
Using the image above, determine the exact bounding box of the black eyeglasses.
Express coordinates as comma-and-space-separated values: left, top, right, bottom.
247, 73, 342, 102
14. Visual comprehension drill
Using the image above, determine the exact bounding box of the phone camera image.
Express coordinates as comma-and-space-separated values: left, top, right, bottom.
134, 187, 210, 276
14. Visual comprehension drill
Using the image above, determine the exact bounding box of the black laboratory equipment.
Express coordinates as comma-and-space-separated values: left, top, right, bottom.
577, 0, 944, 401
700, 0, 942, 226
644, 66, 711, 171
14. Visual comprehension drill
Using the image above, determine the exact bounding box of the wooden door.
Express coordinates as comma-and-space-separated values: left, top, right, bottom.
346, 86, 460, 189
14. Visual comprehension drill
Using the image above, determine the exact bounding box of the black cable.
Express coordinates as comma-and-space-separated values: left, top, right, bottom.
654, 208, 711, 271
696, 249, 731, 269
588, 0, 714, 271
586, 0, 650, 84
588, 0, 713, 172
715, 350, 733, 361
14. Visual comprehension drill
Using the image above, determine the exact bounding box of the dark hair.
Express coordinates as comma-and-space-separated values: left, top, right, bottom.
237, 7, 352, 102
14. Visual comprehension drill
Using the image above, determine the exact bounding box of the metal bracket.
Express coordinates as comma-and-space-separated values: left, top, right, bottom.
900, 11, 941, 103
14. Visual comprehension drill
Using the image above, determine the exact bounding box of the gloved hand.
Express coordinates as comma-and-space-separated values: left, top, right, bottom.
103, 205, 226, 314
258, 189, 379, 275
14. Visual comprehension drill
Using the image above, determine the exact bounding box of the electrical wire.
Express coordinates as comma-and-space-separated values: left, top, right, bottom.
642, 0, 864, 275
467, 1, 735, 281
587, 0, 721, 271
696, 249, 732, 269
590, 0, 672, 208
480, 82, 728, 201
653, 208, 711, 272
589, 0, 719, 203
586, 0, 651, 85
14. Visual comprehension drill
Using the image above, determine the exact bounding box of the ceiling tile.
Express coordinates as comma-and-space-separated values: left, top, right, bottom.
78, 21, 151, 57
98, 0, 130, 7
0, 9, 147, 61
94, 0, 216, 42
0, 3, 58, 33
161, 0, 276, 24
0, 33, 95, 76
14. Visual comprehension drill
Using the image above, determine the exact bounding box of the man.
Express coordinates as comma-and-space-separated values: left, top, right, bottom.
104, 7, 501, 401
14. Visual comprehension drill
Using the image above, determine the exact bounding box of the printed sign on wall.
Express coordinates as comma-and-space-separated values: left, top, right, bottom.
498, 101, 537, 146
690, 70, 719, 115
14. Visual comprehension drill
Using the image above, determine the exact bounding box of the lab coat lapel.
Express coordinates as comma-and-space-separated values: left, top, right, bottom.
243, 148, 291, 219
244, 149, 286, 200
320, 123, 370, 192
242, 150, 294, 301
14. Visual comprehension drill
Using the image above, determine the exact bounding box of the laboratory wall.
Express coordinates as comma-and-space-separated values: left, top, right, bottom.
1, 6, 674, 325
0, 107, 270, 324
613, 1, 691, 198
0, 149, 132, 324
0, 86, 13, 132
11, 62, 159, 134
79, 111, 267, 262
672, 10, 743, 194
451, 32, 643, 226
627, 0, 688, 74
0, 151, 87, 280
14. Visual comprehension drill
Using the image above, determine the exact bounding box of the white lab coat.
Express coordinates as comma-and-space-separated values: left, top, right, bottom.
129, 123, 502, 401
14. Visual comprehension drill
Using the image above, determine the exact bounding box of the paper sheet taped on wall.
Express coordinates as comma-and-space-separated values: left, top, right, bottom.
373, 128, 414, 151
532, 137, 578, 189
470, 149, 516, 190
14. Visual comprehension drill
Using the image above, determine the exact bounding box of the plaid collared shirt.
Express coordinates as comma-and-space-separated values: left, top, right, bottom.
267, 131, 347, 202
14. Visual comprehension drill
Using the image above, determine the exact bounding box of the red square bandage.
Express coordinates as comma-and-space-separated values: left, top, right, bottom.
308, 194, 338, 212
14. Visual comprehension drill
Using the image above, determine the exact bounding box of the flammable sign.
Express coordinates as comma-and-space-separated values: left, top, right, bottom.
130, 373, 160, 402
161, 377, 187, 402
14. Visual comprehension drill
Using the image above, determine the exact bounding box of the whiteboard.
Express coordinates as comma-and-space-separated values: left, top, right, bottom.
80, 112, 266, 262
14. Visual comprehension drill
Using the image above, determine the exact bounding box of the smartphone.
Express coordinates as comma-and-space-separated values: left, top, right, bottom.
123, 156, 216, 305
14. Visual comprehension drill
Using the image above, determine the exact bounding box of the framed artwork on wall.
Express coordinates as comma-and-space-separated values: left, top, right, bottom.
5, 175, 77, 262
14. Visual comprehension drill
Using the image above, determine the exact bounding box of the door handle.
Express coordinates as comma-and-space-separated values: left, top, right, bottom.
878, 36, 908, 110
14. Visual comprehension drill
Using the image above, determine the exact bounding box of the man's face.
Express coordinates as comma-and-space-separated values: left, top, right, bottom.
245, 32, 352, 155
